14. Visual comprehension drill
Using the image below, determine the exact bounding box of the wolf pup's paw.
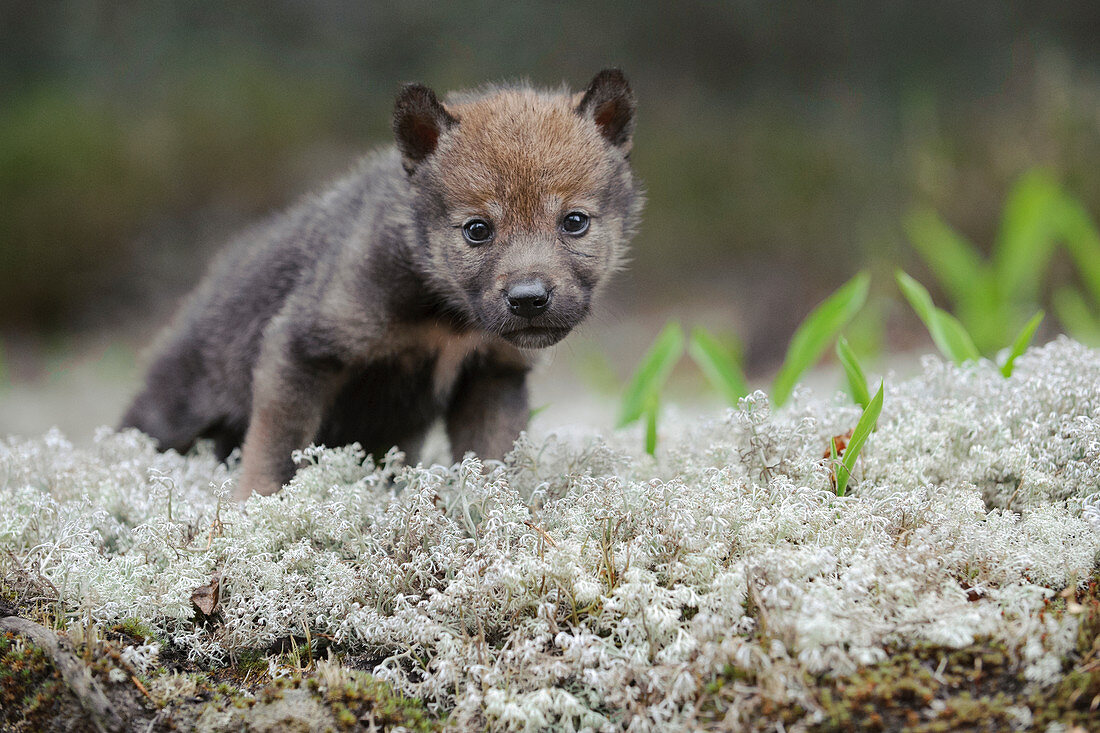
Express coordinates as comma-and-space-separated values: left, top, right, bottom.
233, 468, 282, 501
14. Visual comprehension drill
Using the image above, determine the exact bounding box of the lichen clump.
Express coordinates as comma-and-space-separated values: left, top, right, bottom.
2, 337, 1100, 730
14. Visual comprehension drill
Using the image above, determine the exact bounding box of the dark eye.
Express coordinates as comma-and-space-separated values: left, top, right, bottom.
561, 211, 590, 236
462, 218, 494, 245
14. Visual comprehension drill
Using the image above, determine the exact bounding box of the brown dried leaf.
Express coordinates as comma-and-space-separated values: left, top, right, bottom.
191, 572, 222, 615
822, 429, 854, 460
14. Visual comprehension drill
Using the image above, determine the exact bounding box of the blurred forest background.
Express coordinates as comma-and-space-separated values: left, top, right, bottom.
4, 1, 1100, 438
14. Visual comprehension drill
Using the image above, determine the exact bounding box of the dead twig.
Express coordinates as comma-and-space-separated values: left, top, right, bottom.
524, 520, 556, 547
131, 673, 154, 702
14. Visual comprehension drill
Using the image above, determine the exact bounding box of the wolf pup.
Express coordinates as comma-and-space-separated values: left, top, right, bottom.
121, 69, 642, 499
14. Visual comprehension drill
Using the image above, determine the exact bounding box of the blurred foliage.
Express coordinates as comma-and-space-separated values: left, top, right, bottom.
1000, 311, 1045, 377
770, 270, 868, 406
835, 336, 870, 409
687, 327, 749, 407
2, 0, 1100, 350
619, 272, 869, 454
895, 270, 983, 364
0, 53, 346, 327
895, 270, 1045, 372
617, 321, 683, 455
905, 170, 1100, 351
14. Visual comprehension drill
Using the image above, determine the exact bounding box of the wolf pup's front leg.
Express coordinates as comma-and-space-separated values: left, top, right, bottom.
235, 322, 348, 499
446, 357, 531, 463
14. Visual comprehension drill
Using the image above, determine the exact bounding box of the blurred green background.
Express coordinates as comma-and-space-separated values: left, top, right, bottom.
4, 1, 1100, 436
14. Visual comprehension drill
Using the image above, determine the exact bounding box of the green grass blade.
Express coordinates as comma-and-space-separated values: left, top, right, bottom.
895, 269, 944, 344
935, 310, 982, 364
993, 169, 1060, 301
999, 311, 1044, 377
617, 322, 685, 427
688, 327, 749, 406
643, 392, 659, 456
841, 297, 885, 363
835, 336, 870, 409
904, 207, 987, 307
771, 271, 870, 407
1052, 287, 1100, 346
835, 381, 884, 497
1055, 193, 1100, 305
896, 270, 980, 363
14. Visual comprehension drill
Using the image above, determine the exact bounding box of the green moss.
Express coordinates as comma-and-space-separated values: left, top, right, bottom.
0, 626, 444, 731
235, 648, 270, 677
322, 670, 441, 732
0, 632, 65, 731
813, 643, 1027, 731
111, 617, 156, 643
1030, 575, 1100, 728
333, 701, 358, 727
698, 574, 1100, 731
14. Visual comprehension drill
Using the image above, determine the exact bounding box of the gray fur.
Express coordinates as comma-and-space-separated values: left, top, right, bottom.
121, 71, 642, 498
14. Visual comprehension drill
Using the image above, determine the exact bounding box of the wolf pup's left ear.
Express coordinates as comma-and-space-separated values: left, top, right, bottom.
393, 83, 458, 173
575, 68, 636, 153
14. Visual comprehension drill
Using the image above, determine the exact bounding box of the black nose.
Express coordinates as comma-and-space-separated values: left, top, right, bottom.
504, 280, 551, 319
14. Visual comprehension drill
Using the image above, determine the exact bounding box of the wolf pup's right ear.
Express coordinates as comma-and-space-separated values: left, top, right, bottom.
575, 68, 636, 153
393, 83, 458, 173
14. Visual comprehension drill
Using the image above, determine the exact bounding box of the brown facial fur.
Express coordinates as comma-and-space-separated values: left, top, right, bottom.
406, 84, 641, 348
437, 89, 613, 222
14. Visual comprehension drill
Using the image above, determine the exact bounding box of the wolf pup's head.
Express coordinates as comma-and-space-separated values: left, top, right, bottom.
393, 69, 643, 348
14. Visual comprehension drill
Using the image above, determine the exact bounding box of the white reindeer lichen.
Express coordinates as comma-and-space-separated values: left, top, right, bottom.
2, 337, 1099, 730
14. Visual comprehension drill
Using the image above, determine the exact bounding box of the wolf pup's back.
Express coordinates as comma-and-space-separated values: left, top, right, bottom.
122, 69, 643, 499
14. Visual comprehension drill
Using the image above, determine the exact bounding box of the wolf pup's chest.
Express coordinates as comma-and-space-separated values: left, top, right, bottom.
314, 329, 487, 455
377, 325, 490, 402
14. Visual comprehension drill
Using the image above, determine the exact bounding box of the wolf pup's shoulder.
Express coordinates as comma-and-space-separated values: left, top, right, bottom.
121, 69, 643, 499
